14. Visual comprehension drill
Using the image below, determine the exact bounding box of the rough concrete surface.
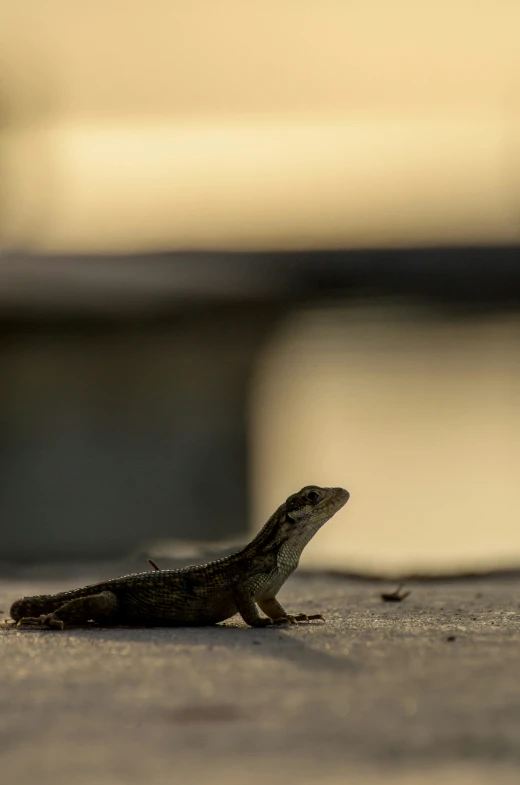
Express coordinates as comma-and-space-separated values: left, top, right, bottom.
2, 569, 520, 785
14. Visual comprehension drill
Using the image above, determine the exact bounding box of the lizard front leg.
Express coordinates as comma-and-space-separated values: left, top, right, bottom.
16, 590, 120, 630
257, 597, 325, 625
233, 586, 273, 627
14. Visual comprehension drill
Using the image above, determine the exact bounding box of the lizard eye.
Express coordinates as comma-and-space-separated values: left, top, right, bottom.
306, 490, 319, 502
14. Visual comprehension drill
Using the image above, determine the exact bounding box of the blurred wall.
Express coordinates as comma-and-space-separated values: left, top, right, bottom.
251, 302, 520, 576
1, 277, 520, 573
2, 2, 520, 574
0, 308, 273, 561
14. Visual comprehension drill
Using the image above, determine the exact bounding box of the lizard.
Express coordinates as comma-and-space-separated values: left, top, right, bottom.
9, 484, 349, 630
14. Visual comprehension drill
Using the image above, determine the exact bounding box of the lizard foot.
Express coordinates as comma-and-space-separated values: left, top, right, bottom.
272, 613, 326, 625
16, 613, 65, 630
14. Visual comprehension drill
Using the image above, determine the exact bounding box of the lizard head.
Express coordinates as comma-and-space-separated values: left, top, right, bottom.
285, 485, 349, 528
275, 485, 350, 555
248, 485, 349, 566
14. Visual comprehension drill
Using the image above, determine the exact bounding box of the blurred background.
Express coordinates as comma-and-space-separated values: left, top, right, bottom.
2, 0, 520, 575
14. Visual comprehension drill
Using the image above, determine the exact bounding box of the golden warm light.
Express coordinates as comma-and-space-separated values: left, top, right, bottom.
2, 1, 520, 252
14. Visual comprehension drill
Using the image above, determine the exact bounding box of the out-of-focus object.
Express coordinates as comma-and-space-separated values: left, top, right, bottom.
251, 303, 520, 577
2, 0, 520, 253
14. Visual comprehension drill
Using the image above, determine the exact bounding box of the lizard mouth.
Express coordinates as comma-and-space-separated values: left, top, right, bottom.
334, 487, 350, 504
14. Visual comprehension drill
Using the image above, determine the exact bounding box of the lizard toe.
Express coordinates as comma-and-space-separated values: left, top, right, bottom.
272, 616, 299, 625
16, 613, 65, 630
292, 613, 326, 622
16, 615, 45, 627
272, 613, 326, 625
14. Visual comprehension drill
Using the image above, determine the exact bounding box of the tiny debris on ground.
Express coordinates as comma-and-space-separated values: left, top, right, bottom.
380, 584, 411, 602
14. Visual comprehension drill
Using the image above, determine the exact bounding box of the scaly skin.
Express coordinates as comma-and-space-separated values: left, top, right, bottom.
10, 485, 349, 630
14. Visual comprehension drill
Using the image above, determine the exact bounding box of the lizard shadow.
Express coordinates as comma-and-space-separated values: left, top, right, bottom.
48, 621, 358, 674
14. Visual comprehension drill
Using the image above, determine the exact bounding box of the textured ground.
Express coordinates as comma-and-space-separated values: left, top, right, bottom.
2, 568, 520, 785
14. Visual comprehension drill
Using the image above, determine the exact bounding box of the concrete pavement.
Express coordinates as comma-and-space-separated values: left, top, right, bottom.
2, 568, 520, 785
